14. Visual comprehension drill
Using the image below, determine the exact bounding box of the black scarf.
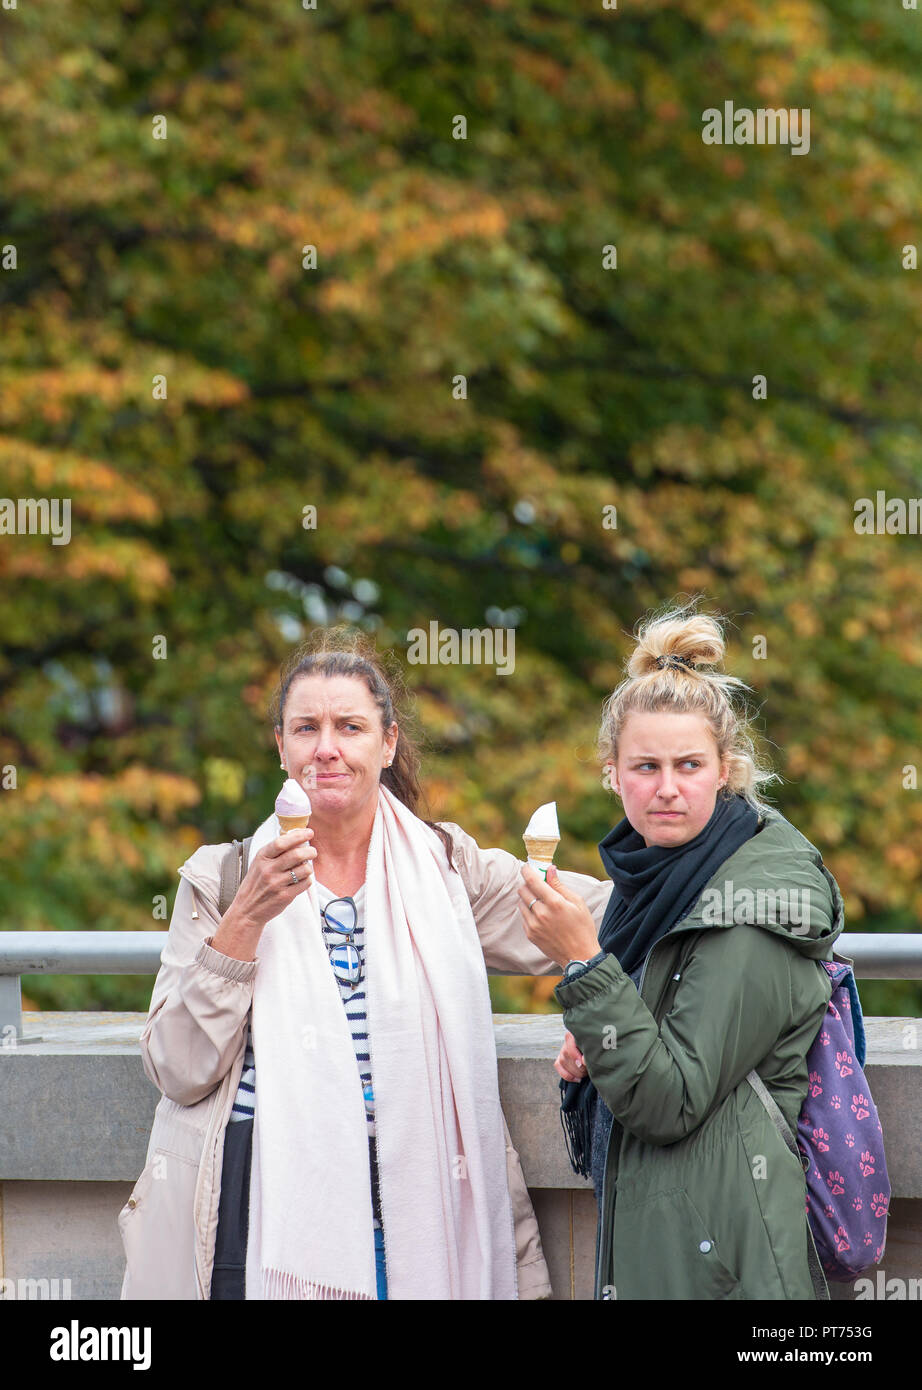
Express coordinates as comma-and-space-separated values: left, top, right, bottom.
559, 792, 761, 1177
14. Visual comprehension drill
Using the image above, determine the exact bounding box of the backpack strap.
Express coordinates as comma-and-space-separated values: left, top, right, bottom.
827, 952, 867, 1067
746, 1069, 829, 1301
217, 836, 254, 917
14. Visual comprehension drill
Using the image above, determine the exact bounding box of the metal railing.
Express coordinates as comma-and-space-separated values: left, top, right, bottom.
0, 932, 167, 1039
0, 931, 920, 1039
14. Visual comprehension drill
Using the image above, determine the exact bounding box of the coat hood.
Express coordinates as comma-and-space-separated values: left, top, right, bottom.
676, 806, 844, 960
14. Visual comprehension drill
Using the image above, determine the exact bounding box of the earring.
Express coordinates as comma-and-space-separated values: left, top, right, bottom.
280, 763, 286, 770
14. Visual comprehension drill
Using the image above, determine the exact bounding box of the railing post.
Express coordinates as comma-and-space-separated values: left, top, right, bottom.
0, 973, 23, 1042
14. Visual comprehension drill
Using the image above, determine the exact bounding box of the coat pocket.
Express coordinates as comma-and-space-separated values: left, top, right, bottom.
117, 1155, 159, 1235
614, 1186, 743, 1300
119, 1148, 200, 1300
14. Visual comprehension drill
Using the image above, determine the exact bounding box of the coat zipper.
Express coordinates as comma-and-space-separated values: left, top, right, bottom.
193, 1077, 230, 1300
594, 926, 692, 1299
596, 936, 656, 1298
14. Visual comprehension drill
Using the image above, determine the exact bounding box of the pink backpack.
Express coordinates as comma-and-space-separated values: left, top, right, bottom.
747, 956, 889, 1295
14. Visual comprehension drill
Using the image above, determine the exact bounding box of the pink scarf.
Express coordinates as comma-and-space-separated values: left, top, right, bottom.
244, 785, 518, 1299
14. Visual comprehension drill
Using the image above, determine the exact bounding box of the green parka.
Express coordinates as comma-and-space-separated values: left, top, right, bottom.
555, 806, 845, 1301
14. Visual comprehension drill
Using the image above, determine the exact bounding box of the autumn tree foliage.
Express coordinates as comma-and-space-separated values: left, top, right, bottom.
1, 0, 920, 1013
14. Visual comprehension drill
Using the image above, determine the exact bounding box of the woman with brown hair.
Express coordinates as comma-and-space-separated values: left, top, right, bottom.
119, 630, 610, 1300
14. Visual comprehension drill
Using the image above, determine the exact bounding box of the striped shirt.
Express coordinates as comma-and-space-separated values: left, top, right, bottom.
228, 880, 380, 1224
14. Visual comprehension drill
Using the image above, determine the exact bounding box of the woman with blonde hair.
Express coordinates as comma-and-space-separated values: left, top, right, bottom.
518, 601, 845, 1299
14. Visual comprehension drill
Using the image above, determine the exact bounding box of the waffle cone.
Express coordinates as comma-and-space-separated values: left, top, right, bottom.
523, 833, 559, 864
277, 813, 311, 832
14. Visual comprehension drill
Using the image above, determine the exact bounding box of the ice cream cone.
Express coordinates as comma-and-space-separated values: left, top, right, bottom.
523, 833, 560, 871
275, 776, 312, 831
523, 803, 559, 877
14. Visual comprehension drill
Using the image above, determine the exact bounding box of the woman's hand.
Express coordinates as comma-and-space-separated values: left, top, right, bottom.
518, 864, 601, 967
555, 1029, 587, 1082
236, 827, 317, 922
210, 828, 317, 962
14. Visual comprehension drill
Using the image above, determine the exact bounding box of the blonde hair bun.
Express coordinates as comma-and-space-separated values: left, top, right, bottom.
600, 599, 779, 812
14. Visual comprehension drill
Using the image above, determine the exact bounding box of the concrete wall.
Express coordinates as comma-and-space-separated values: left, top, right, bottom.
0, 1012, 919, 1300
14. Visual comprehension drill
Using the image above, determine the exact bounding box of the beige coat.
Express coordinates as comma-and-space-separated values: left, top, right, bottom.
119, 821, 614, 1300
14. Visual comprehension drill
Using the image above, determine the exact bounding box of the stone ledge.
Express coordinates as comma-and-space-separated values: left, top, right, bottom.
0, 1013, 919, 1197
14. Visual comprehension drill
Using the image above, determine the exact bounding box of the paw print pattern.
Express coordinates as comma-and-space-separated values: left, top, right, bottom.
796, 975, 888, 1272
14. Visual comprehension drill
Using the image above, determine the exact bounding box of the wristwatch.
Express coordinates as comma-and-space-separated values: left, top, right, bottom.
562, 950, 607, 983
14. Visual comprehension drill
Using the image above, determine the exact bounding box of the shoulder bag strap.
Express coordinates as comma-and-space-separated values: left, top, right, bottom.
217, 835, 254, 917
